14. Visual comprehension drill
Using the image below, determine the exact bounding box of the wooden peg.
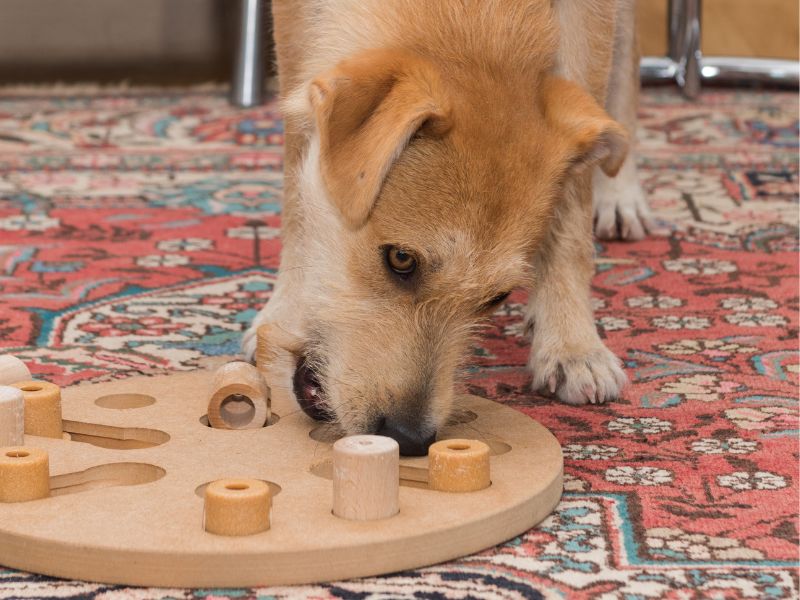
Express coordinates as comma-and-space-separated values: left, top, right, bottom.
207, 361, 270, 430
0, 355, 31, 386
332, 435, 399, 521
0, 386, 24, 446
428, 439, 491, 493
11, 381, 63, 439
204, 479, 271, 536
0, 447, 50, 502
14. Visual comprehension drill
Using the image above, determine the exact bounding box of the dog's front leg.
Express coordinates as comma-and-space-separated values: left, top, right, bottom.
525, 174, 627, 404
242, 126, 308, 361
241, 238, 306, 361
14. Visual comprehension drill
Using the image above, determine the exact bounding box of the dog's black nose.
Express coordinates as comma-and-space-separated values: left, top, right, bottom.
377, 418, 436, 456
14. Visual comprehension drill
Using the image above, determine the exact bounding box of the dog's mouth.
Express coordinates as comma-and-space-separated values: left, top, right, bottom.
292, 355, 333, 422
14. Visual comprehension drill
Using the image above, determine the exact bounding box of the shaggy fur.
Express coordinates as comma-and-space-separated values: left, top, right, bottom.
244, 0, 653, 438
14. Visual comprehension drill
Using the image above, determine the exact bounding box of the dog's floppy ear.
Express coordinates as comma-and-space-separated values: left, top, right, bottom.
309, 50, 450, 228
541, 76, 629, 177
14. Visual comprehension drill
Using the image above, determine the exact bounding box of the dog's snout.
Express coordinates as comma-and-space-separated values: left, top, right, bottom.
376, 417, 436, 457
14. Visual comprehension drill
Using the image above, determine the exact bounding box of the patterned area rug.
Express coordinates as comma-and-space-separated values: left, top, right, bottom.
0, 86, 797, 599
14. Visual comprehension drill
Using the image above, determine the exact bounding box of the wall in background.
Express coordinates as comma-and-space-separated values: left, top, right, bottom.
0, 0, 796, 85
0, 0, 243, 84
639, 0, 799, 60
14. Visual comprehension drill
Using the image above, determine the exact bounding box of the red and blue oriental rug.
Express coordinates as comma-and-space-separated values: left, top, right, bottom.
0, 86, 797, 598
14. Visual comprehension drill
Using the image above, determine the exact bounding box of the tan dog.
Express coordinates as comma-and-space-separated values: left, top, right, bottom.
244, 0, 653, 455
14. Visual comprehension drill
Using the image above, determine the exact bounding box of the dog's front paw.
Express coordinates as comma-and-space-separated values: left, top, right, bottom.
593, 165, 657, 241
529, 341, 627, 405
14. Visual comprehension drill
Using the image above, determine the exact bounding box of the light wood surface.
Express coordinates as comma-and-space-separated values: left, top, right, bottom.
332, 435, 400, 521
0, 355, 31, 386
638, 0, 799, 60
0, 366, 563, 587
0, 386, 24, 446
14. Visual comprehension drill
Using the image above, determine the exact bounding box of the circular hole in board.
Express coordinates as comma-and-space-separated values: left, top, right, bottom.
308, 423, 345, 444
95, 393, 156, 410
446, 409, 478, 426
198, 412, 280, 429
6, 451, 29, 458
194, 480, 282, 498
21, 385, 42, 392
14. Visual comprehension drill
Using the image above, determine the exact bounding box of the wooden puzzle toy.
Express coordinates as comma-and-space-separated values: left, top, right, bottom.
332, 435, 400, 521
0, 353, 563, 587
0, 386, 24, 446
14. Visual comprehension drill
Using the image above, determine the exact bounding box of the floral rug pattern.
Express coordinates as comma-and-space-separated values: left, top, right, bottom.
0, 87, 797, 599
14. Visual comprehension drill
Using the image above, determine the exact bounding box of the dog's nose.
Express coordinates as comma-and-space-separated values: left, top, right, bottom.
376, 418, 436, 456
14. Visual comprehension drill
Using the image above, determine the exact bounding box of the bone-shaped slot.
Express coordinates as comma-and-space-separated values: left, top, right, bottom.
310, 459, 430, 490
49, 463, 166, 497
62, 420, 170, 450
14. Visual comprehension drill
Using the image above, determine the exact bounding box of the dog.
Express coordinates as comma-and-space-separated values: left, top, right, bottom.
243, 0, 654, 455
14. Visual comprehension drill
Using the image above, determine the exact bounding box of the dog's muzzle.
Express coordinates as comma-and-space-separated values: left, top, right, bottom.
292, 355, 437, 456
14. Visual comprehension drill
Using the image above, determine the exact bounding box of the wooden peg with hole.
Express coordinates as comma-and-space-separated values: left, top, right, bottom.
203, 479, 271, 536
11, 380, 63, 439
332, 435, 400, 521
0, 446, 50, 502
207, 361, 270, 430
0, 355, 31, 386
428, 439, 491, 493
0, 386, 24, 446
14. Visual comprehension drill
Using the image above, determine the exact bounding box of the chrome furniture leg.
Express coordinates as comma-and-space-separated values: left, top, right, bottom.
231, 0, 265, 108
642, 0, 799, 96
677, 0, 702, 98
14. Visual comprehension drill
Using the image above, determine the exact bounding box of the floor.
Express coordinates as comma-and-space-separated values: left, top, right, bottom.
0, 86, 797, 598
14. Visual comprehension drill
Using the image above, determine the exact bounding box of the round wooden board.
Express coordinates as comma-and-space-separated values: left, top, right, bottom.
0, 369, 563, 587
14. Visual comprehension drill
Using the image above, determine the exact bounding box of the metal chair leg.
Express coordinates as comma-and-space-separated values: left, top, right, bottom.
645, 0, 798, 93
679, 0, 702, 98
231, 0, 265, 108
667, 0, 685, 63
667, 0, 702, 98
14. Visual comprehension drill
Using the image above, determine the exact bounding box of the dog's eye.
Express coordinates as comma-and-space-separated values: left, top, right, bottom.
385, 246, 417, 278
484, 291, 511, 310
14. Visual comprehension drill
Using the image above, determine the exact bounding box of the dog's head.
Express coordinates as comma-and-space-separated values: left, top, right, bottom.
289, 49, 627, 454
